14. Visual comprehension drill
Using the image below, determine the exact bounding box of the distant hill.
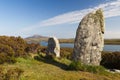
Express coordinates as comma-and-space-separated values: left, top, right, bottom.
26, 34, 48, 39
25, 34, 74, 43
25, 35, 49, 43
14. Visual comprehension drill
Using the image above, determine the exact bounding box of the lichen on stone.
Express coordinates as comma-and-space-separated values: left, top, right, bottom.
72, 9, 105, 66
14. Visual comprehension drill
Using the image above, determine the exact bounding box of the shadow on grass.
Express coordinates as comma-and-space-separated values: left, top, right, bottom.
34, 55, 68, 70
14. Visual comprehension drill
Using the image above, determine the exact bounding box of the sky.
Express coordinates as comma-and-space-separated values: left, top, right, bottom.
0, 0, 120, 39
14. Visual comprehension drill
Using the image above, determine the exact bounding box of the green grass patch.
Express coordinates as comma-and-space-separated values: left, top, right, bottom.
0, 55, 120, 80
68, 61, 107, 74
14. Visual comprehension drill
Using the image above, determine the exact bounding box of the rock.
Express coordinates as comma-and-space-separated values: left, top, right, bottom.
47, 37, 60, 57
114, 69, 120, 73
107, 69, 120, 73
72, 9, 105, 66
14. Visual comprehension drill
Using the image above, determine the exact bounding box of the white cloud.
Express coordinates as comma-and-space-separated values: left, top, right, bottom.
105, 31, 120, 39
39, 0, 120, 26
20, 0, 120, 38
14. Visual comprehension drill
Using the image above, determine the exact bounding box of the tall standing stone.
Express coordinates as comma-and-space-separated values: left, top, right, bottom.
72, 9, 105, 66
47, 37, 60, 57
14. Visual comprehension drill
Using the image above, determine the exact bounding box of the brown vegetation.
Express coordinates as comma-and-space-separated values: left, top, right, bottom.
105, 39, 120, 45
0, 66, 23, 80
60, 47, 73, 59
0, 36, 27, 64
101, 51, 120, 69
25, 43, 41, 53
0, 36, 42, 64
0, 36, 27, 57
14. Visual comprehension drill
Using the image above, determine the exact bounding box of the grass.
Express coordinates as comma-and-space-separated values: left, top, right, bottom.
68, 61, 107, 74
0, 54, 120, 80
0, 65, 23, 80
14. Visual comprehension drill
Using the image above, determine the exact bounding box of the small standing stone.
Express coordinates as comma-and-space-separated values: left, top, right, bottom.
47, 37, 60, 57
72, 9, 105, 66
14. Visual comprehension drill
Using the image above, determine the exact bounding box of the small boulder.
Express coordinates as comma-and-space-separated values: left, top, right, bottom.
47, 37, 60, 57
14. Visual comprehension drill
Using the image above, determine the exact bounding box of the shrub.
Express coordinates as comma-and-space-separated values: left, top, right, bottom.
0, 44, 14, 56
101, 51, 120, 69
40, 46, 47, 53
60, 48, 73, 59
0, 36, 27, 57
0, 66, 23, 80
0, 66, 5, 80
0, 36, 27, 64
25, 43, 41, 53
0, 53, 16, 64
68, 61, 84, 71
0, 44, 16, 64
5, 67, 23, 80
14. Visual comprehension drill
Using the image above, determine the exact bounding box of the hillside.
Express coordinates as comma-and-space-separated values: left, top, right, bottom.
0, 35, 119, 80
2, 56, 120, 80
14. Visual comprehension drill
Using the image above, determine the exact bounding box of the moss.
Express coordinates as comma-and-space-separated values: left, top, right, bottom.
90, 9, 105, 34
95, 9, 105, 34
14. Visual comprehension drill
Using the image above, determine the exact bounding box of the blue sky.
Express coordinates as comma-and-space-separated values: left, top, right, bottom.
0, 0, 120, 39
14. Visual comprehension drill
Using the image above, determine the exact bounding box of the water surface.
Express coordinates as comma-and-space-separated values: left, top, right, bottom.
40, 41, 120, 51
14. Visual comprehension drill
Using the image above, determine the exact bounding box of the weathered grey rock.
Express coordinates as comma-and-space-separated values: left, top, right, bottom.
47, 37, 60, 57
72, 9, 105, 66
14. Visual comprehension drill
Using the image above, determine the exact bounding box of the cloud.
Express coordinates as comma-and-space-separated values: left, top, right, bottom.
20, 0, 120, 38
105, 31, 120, 39
39, 0, 120, 26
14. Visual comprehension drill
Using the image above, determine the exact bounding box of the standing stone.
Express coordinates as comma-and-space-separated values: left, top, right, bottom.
47, 37, 60, 57
72, 9, 105, 66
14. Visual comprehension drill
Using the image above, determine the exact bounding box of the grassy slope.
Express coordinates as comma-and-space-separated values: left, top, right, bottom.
2, 56, 120, 80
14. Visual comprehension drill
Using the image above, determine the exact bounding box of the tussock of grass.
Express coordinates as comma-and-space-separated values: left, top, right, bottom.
0, 66, 23, 80
68, 61, 107, 74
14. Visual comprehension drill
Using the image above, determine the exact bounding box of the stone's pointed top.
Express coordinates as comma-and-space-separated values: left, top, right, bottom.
52, 37, 58, 40
91, 8, 103, 14
50, 36, 56, 38
82, 8, 105, 34
50, 36, 57, 39
95, 9, 105, 34
96, 8, 105, 34
49, 37, 59, 43
96, 8, 103, 12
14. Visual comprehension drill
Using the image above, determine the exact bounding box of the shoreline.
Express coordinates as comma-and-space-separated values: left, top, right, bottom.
25, 38, 120, 45
59, 39, 120, 45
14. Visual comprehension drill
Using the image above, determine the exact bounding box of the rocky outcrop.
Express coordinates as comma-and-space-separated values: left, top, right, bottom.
72, 9, 105, 66
47, 37, 60, 57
